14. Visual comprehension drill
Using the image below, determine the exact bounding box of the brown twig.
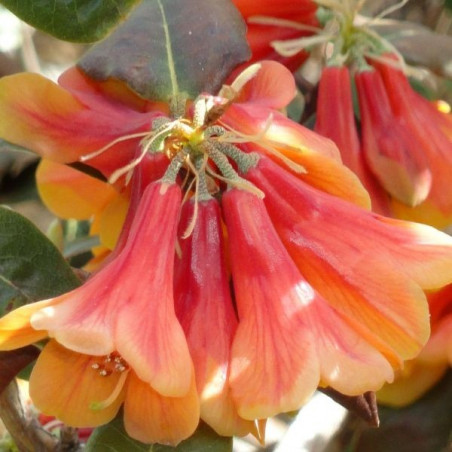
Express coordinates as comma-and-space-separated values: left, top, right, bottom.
0, 380, 57, 452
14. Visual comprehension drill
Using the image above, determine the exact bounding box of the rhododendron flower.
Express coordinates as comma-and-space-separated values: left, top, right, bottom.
315, 65, 391, 216
174, 198, 256, 437
231, 0, 319, 71
0, 181, 199, 445
371, 59, 452, 227
378, 284, 452, 406
1, 59, 451, 443
225, 154, 452, 417
356, 67, 432, 208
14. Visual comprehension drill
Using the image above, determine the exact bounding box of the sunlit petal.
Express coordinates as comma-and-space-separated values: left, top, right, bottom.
30, 341, 124, 427
124, 372, 200, 446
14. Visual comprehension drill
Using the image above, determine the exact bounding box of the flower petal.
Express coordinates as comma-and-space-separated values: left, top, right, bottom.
123, 372, 200, 446
315, 66, 391, 215
224, 188, 395, 419
245, 157, 433, 361
356, 69, 432, 206
30, 341, 124, 427
234, 61, 296, 109
0, 300, 52, 350
36, 159, 118, 220
114, 182, 193, 397
31, 182, 193, 397
0, 72, 159, 175
377, 360, 448, 407
174, 199, 253, 436
222, 104, 371, 207
223, 189, 320, 419
375, 60, 452, 215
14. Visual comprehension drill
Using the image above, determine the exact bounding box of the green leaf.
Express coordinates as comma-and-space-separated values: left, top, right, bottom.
446, 0, 452, 12
0, 207, 80, 315
78, 0, 250, 101
86, 417, 233, 451
0, 0, 141, 43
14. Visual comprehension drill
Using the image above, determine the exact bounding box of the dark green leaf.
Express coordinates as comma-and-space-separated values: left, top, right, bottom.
78, 0, 250, 101
0, 0, 141, 43
0, 346, 40, 393
86, 417, 232, 451
446, 0, 452, 12
0, 207, 80, 315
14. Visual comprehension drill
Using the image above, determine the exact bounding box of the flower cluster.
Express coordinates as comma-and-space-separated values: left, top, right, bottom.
232, 0, 452, 228
231, 0, 452, 409
1, 60, 452, 445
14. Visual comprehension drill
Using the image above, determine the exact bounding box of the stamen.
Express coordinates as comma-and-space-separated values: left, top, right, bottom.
247, 15, 321, 33
217, 115, 306, 174
90, 369, 130, 411
271, 34, 335, 57
181, 155, 211, 239
108, 122, 176, 184
373, 0, 409, 22
80, 131, 150, 162
203, 142, 265, 198
218, 112, 273, 144
229, 63, 263, 94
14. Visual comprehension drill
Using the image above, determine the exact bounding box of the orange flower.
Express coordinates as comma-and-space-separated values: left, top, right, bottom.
378, 284, 452, 406
371, 59, 452, 227
1, 59, 451, 443
228, 154, 452, 418
0, 181, 199, 445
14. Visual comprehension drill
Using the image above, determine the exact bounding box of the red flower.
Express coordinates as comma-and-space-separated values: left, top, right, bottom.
231, 0, 319, 71
0, 181, 199, 445
1, 60, 452, 442
356, 67, 432, 208
174, 198, 256, 437
315, 65, 392, 215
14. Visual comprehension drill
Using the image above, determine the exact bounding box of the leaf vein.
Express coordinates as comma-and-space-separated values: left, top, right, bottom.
156, 0, 179, 97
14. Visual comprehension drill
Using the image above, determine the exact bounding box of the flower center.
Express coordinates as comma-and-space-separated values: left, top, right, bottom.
91, 351, 129, 377
90, 352, 130, 411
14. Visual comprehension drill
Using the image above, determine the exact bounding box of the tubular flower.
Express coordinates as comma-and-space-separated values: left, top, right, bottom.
174, 199, 256, 437
1, 60, 452, 442
355, 67, 432, 208
35, 153, 169, 268
370, 59, 452, 227
378, 284, 452, 407
231, 0, 319, 71
0, 181, 199, 445
315, 65, 391, 216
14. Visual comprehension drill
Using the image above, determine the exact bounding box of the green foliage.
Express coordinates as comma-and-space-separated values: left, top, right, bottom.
86, 417, 233, 451
78, 0, 250, 101
446, 0, 452, 12
0, 207, 80, 315
0, 0, 141, 42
